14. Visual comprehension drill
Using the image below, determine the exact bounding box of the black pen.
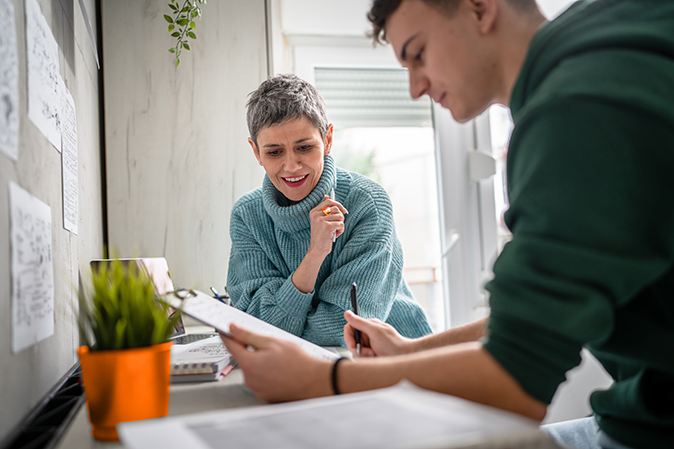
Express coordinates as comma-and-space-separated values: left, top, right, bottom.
350, 282, 361, 355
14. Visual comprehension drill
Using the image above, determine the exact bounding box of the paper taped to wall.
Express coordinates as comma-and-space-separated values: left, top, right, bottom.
10, 182, 55, 353
61, 86, 78, 234
0, 0, 19, 161
26, 0, 62, 151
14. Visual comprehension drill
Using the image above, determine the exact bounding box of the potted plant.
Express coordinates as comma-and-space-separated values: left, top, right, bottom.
77, 259, 181, 442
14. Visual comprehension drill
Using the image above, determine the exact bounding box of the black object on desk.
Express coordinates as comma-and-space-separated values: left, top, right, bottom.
351, 282, 361, 355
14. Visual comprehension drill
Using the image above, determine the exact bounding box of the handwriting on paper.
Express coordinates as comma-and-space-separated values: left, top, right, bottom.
61, 87, 78, 234
187, 342, 229, 357
10, 182, 55, 353
26, 0, 62, 151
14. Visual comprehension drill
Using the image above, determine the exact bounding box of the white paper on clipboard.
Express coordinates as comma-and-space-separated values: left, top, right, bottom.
164, 290, 339, 361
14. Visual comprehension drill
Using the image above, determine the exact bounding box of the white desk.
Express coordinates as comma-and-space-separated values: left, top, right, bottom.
56, 328, 560, 449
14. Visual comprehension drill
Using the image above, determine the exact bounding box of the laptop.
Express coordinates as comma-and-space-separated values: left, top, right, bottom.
89, 257, 218, 345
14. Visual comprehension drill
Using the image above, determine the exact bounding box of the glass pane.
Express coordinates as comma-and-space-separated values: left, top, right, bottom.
332, 127, 444, 332
488, 105, 514, 252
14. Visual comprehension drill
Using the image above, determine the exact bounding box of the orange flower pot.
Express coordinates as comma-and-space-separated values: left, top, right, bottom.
77, 342, 172, 442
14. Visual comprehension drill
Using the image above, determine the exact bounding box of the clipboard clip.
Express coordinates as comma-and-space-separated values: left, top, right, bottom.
172, 288, 197, 301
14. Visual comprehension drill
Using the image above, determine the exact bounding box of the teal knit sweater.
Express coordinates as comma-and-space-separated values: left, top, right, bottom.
227, 155, 432, 346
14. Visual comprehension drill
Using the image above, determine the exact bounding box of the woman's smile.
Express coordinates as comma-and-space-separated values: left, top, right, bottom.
282, 174, 309, 186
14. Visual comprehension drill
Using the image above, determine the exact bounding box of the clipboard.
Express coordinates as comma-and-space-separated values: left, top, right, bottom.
164, 290, 339, 361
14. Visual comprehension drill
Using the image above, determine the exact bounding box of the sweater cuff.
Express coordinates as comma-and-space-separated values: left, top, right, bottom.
274, 274, 315, 319
482, 311, 582, 404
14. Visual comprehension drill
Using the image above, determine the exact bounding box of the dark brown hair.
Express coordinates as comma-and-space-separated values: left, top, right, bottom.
367, 0, 538, 44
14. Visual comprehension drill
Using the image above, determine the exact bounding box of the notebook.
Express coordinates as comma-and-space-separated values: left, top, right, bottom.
89, 257, 218, 346
170, 365, 235, 383
170, 336, 235, 383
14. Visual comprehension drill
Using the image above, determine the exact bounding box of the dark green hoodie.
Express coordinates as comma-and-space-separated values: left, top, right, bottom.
482, 1, 674, 447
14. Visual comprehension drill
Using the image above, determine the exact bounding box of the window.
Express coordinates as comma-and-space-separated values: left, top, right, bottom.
315, 68, 445, 331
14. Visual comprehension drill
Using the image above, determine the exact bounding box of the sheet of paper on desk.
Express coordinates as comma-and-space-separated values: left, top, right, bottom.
164, 290, 339, 361
119, 381, 557, 449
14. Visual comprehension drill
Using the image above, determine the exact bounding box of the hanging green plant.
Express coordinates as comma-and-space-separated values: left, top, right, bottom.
164, 0, 207, 68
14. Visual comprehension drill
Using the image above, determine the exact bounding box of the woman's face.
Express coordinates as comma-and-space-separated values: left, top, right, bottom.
250, 116, 333, 203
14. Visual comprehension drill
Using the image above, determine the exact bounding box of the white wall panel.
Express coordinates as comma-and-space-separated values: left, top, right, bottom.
103, 1, 268, 293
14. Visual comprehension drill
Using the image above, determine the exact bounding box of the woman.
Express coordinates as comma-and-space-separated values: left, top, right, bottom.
227, 73, 432, 346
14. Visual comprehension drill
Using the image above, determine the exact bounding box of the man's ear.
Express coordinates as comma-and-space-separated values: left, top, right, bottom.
249, 138, 262, 165
468, 0, 498, 34
324, 124, 334, 155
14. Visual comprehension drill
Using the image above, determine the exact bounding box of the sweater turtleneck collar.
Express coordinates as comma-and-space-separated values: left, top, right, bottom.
262, 154, 337, 234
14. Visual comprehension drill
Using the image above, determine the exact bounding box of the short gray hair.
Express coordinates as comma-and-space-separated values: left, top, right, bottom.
246, 74, 329, 146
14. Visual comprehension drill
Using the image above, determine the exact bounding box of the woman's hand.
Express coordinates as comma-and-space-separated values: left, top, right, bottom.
221, 324, 333, 402
343, 310, 415, 357
291, 195, 348, 293
307, 195, 348, 259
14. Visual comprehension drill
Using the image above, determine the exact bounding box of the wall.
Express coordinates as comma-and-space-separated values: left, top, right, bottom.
0, 0, 103, 442
102, 1, 268, 294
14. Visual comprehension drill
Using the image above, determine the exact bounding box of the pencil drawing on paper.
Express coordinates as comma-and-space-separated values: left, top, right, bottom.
25, 0, 62, 151
10, 182, 55, 353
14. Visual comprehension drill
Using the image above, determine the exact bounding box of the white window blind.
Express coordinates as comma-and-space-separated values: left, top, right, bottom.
314, 68, 432, 128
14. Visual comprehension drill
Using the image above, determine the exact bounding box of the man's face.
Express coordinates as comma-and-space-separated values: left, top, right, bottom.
250, 116, 332, 203
386, 0, 500, 123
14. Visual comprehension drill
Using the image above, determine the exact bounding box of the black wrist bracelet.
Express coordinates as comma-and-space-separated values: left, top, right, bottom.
331, 357, 347, 395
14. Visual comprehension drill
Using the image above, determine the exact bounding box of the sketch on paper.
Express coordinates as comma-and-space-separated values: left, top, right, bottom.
61, 87, 78, 234
10, 182, 55, 354
26, 0, 62, 151
0, 0, 19, 160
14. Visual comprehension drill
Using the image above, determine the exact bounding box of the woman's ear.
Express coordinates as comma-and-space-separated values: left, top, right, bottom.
324, 124, 334, 155
249, 138, 262, 165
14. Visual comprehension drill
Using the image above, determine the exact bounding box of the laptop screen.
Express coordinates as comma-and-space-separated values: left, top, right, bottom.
89, 257, 186, 338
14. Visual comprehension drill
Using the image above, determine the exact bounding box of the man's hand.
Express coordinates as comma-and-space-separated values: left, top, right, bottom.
221, 324, 333, 402
343, 310, 415, 357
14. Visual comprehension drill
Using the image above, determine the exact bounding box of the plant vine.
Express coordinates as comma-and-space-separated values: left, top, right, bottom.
164, 0, 206, 67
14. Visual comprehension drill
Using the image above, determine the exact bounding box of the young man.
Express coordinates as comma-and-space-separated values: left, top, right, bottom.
222, 1, 674, 448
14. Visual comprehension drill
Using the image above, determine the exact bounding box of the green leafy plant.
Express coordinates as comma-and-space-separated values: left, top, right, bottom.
164, 0, 206, 68
78, 259, 181, 351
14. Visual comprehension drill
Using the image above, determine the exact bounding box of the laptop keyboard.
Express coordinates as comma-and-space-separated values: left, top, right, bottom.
173, 333, 219, 345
